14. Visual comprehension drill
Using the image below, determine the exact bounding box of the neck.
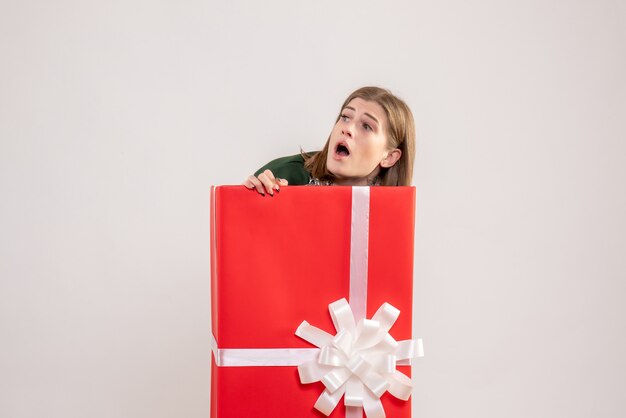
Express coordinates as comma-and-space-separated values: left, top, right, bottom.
333, 178, 368, 186
333, 174, 382, 186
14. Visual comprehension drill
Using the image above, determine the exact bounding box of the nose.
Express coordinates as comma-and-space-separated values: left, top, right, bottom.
341, 123, 353, 137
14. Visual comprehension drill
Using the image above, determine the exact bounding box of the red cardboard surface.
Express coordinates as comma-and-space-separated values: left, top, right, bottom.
210, 186, 415, 417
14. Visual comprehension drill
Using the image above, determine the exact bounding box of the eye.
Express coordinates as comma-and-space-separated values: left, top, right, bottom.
340, 114, 350, 122
363, 123, 372, 131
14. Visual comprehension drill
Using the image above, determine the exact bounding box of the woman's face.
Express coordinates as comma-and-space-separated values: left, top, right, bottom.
326, 98, 394, 185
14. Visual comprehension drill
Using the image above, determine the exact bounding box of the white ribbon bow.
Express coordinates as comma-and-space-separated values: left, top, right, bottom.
295, 298, 424, 418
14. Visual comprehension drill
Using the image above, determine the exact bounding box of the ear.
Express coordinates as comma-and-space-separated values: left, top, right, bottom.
381, 148, 402, 168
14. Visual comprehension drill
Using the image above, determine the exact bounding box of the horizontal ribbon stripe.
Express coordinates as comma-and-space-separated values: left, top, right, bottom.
211, 332, 419, 368
211, 334, 320, 367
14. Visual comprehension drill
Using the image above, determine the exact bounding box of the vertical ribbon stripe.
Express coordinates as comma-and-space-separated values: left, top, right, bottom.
349, 186, 370, 322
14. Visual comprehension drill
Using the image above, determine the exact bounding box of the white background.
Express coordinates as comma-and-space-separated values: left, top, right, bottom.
1, 1, 625, 417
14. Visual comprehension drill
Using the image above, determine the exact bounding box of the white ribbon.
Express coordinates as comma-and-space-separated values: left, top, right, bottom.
211, 334, 320, 367
349, 187, 370, 322
295, 298, 424, 418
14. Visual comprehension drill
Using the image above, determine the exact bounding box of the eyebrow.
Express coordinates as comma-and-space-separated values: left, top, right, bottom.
344, 106, 380, 126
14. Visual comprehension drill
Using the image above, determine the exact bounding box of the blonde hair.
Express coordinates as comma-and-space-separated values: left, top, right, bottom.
304, 86, 415, 186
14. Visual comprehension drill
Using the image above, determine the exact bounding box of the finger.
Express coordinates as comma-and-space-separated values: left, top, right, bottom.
257, 172, 277, 196
263, 169, 281, 191
246, 175, 265, 195
242, 178, 255, 189
277, 178, 288, 186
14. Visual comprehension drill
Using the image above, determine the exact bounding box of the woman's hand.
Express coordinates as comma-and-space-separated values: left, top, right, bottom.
244, 169, 289, 196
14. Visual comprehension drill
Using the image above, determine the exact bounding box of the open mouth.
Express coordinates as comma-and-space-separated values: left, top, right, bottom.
336, 143, 350, 157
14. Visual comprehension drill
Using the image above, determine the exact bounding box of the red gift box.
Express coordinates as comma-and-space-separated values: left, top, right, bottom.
210, 186, 420, 417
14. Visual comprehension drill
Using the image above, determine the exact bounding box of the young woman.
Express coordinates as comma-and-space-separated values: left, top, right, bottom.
244, 86, 415, 195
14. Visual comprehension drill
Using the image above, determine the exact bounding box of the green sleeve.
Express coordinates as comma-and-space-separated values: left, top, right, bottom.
254, 154, 311, 185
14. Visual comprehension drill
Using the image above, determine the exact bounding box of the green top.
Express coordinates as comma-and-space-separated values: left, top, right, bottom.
254, 153, 315, 185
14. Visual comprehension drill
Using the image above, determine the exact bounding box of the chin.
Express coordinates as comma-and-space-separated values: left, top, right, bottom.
326, 161, 345, 178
